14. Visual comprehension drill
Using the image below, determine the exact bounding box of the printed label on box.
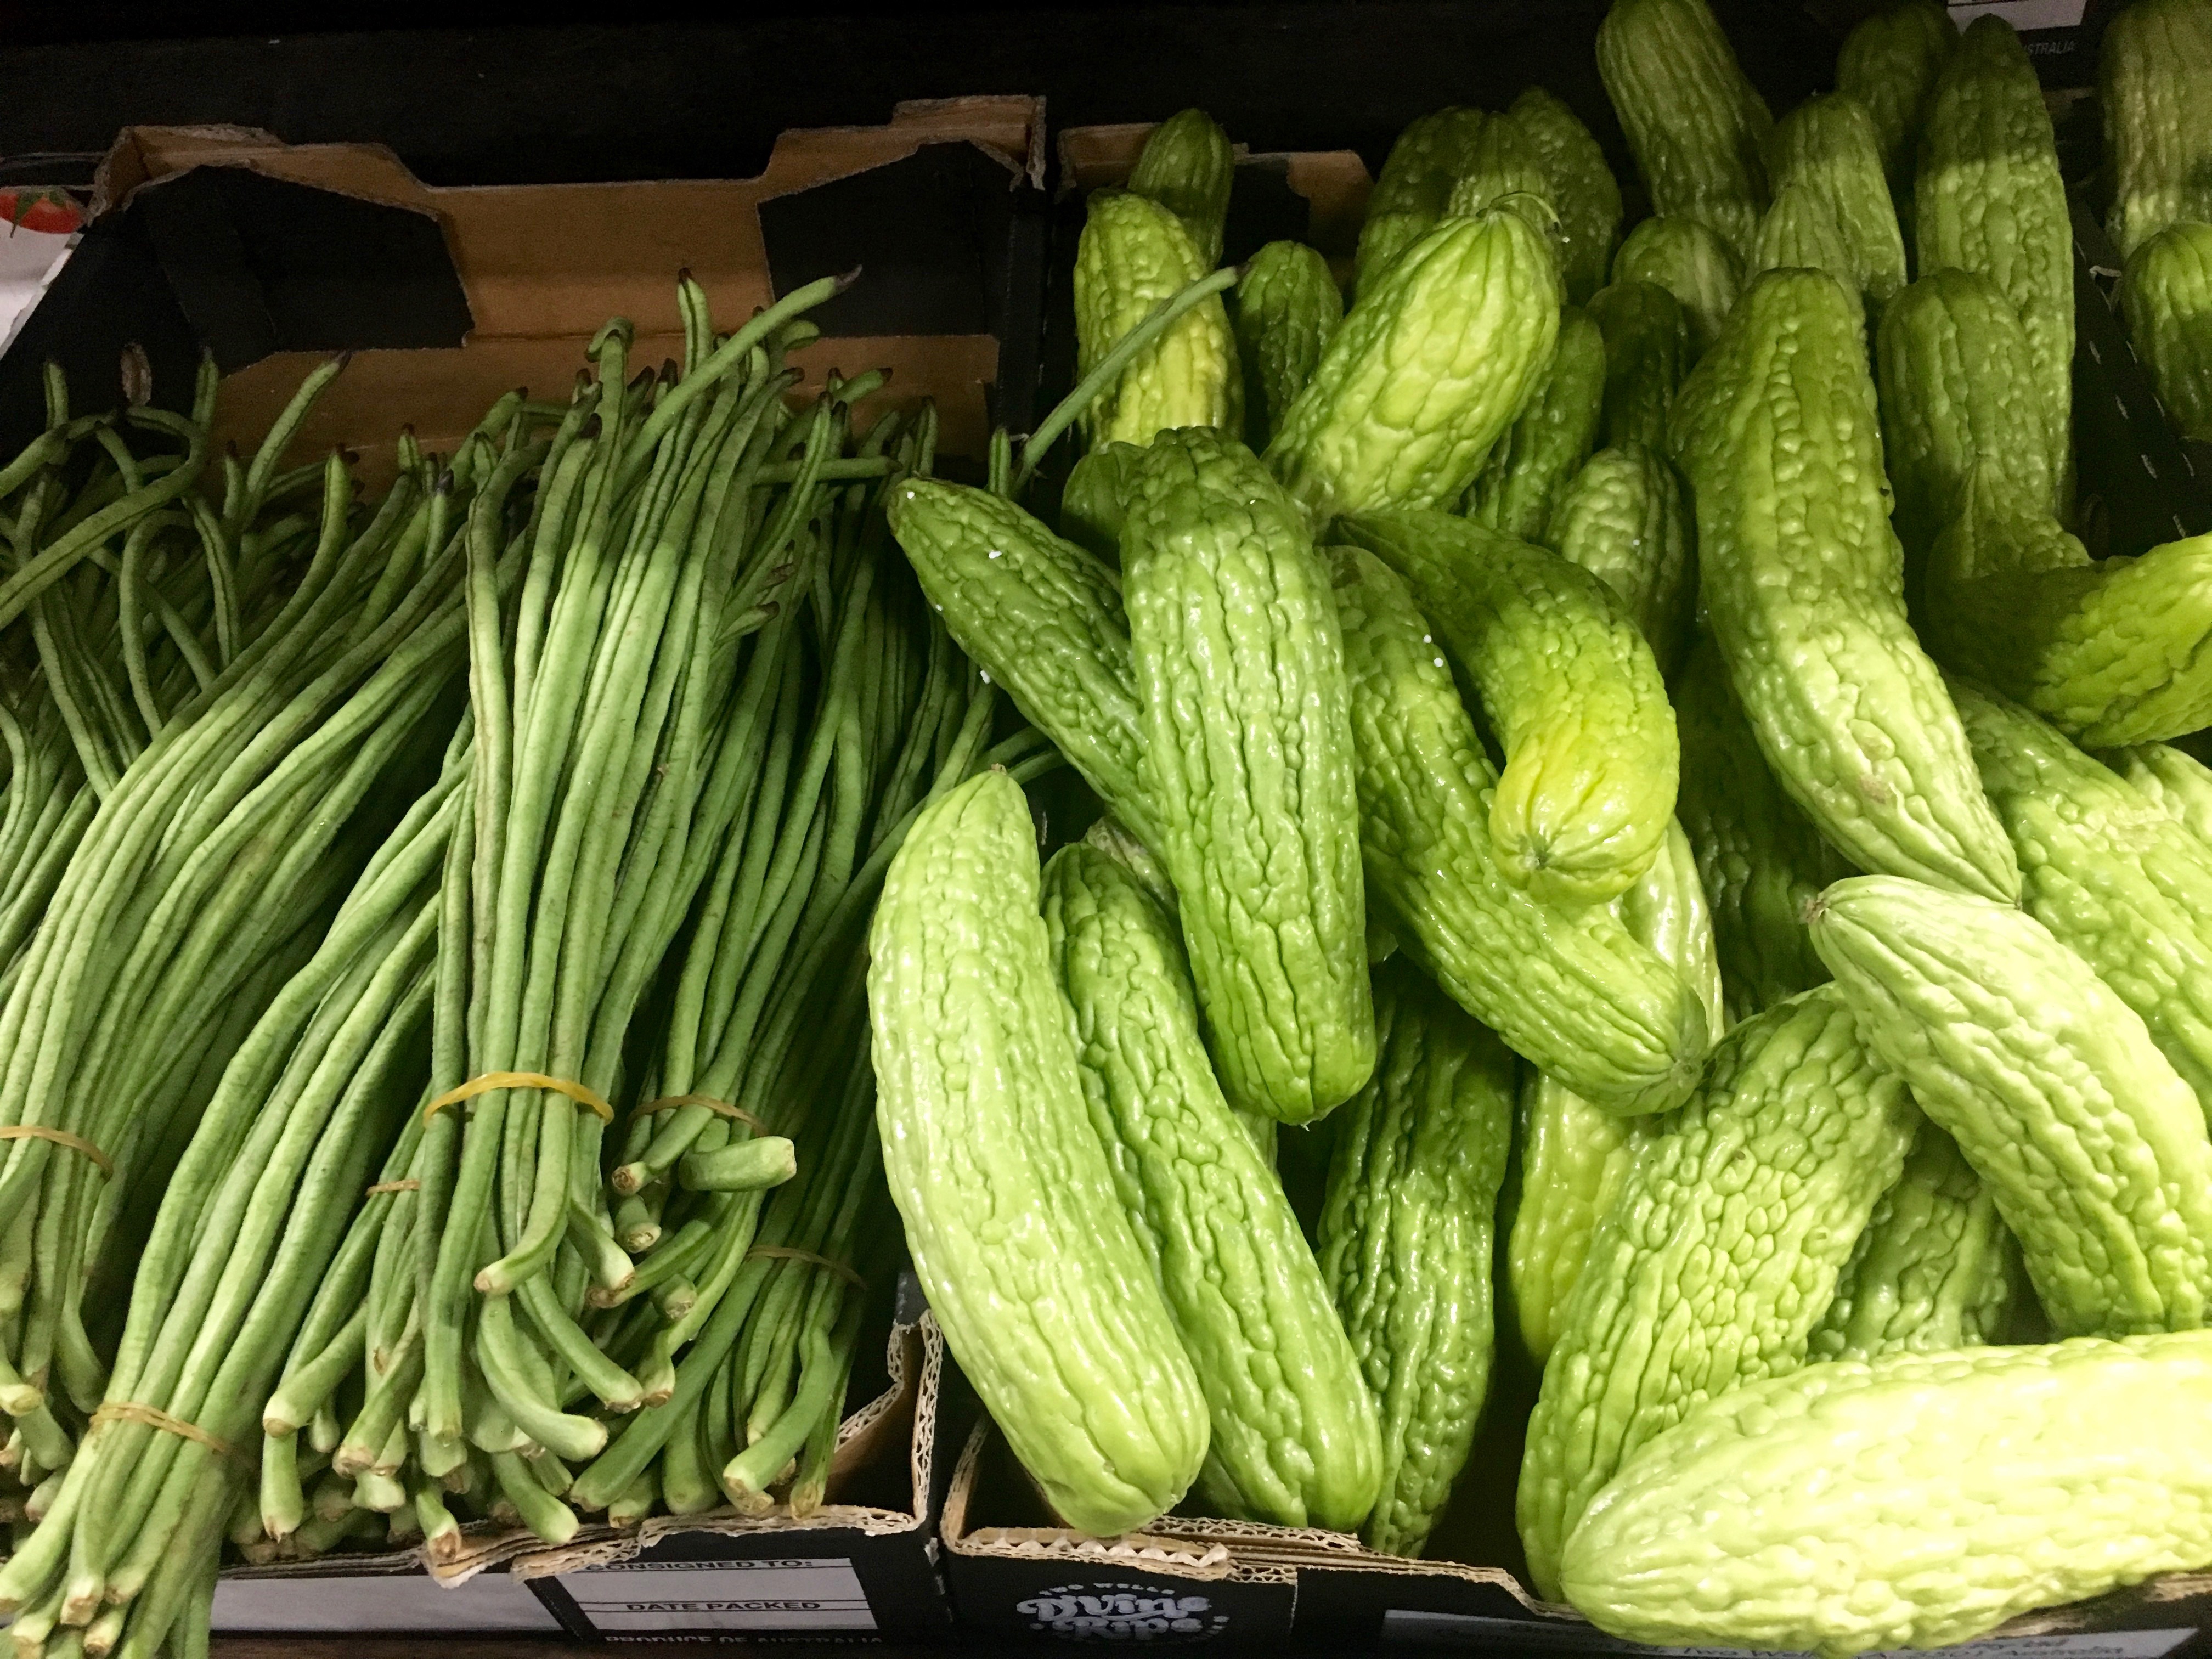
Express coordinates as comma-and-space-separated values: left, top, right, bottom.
1946, 0, 2089, 31
211, 1570, 560, 1633
1380, 1611, 2195, 1658
559, 1556, 876, 1633
1014, 1579, 1236, 1641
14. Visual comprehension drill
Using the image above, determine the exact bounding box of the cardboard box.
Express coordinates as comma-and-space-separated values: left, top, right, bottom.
2, 94, 1048, 470
515, 1291, 972, 1644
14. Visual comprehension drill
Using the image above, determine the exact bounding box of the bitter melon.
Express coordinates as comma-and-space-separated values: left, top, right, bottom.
1463, 306, 1606, 543
867, 770, 1208, 1536
1951, 676, 2212, 1116
1808, 873, 2212, 1339
2102, 0, 2212, 261
1074, 191, 1237, 449
1327, 543, 1709, 1115
1875, 269, 2057, 588
1444, 112, 1555, 239
1058, 442, 1144, 566
1747, 180, 1859, 298
1121, 430, 1373, 1122
1345, 509, 1678, 906
2105, 740, 2212, 848
1507, 87, 1623, 306
1668, 267, 2022, 902
1610, 216, 1742, 359
1597, 0, 1770, 260
1766, 92, 1906, 309
1506, 821, 1725, 1364
1233, 241, 1343, 451
1127, 108, 1236, 268
1584, 280, 1692, 453
1269, 207, 1562, 520
1080, 812, 1175, 912
1915, 15, 2074, 506
1042, 845, 1381, 1531
1836, 0, 1955, 199
887, 480, 1157, 845
1564, 1329, 2212, 1656
1548, 442, 1695, 681
1809, 1119, 2025, 1363
1674, 635, 1851, 1027
2123, 221, 2212, 443
1924, 470, 2212, 746
1317, 956, 1513, 1557
1516, 983, 1919, 1599
1354, 106, 1489, 297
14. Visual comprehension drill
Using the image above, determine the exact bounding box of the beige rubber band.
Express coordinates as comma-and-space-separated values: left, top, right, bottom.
91, 1402, 246, 1466
746, 1245, 866, 1291
632, 1093, 769, 1135
365, 1179, 421, 1197
424, 1071, 613, 1125
0, 1125, 113, 1178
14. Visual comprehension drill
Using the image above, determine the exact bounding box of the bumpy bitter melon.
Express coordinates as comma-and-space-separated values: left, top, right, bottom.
1767, 92, 1907, 309
1354, 107, 1490, 297
1584, 280, 1693, 452
1121, 431, 1373, 1122
1058, 441, 1145, 566
1748, 180, 1859, 297
1516, 983, 1920, 1598
1074, 191, 1237, 448
2123, 221, 2212, 442
1809, 873, 2212, 1339
1233, 241, 1344, 451
1463, 306, 1606, 543
1668, 268, 2021, 902
1328, 544, 1710, 1115
1127, 108, 1237, 268
1564, 1329, 2212, 1656
1610, 216, 1743, 360
2102, 0, 2212, 261
1507, 87, 1623, 305
1548, 442, 1695, 681
1317, 957, 1513, 1557
1837, 0, 1955, 198
867, 771, 1208, 1536
2106, 740, 2212, 848
1042, 845, 1381, 1531
1345, 509, 1679, 906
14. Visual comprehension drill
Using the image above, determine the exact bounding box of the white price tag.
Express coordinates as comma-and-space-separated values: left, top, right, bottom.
1380, 1611, 2196, 1658
1946, 0, 2090, 31
212, 1570, 559, 1634
560, 1555, 876, 1633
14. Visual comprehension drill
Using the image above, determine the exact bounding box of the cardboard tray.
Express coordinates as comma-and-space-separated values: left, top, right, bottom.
1, 94, 1049, 470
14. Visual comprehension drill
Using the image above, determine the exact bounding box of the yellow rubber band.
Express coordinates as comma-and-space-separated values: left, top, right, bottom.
91, 1402, 246, 1466
746, 1245, 866, 1291
423, 1071, 612, 1125
0, 1125, 113, 1178
365, 1179, 421, 1197
632, 1093, 769, 1135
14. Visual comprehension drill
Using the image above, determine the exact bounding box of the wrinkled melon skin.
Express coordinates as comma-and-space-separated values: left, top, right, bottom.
1354, 107, 1490, 297
866, 772, 1209, 1537
1809, 873, 2212, 1339
1073, 191, 1237, 449
1668, 268, 2022, 904
1233, 241, 1344, 452
1058, 441, 1145, 567
1595, 0, 1771, 261
1810, 1118, 2025, 1364
1327, 544, 1709, 1116
1444, 114, 1554, 234
1463, 306, 1606, 544
1317, 957, 1513, 1558
1516, 983, 1918, 1600
887, 479, 1158, 847
2123, 221, 2212, 443
1926, 481, 2212, 747
1268, 208, 1563, 521
1584, 283, 1692, 459
1506, 821, 1724, 1365
1674, 636, 1852, 1028
1765, 92, 1907, 308
1748, 180, 1859, 299
1836, 0, 1954, 198
1127, 108, 1236, 268
1345, 509, 1678, 907
1121, 431, 1374, 1123
1951, 678, 2212, 1118
1506, 87, 1623, 305
1041, 846, 1381, 1532
1609, 216, 1742, 360
1915, 16, 2074, 507
2101, 0, 2212, 262
1564, 1330, 2212, 1657
1548, 442, 1695, 682
1875, 269, 2056, 590
2104, 740, 2212, 849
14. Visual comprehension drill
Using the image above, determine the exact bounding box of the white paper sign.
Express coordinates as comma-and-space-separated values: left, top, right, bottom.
212, 1570, 560, 1634
559, 1555, 876, 1633
1380, 1611, 2195, 1658
1946, 0, 2090, 31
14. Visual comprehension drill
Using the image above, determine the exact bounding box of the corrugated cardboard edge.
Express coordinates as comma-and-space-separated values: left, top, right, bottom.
506, 1312, 943, 1583
221, 1516, 543, 1592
